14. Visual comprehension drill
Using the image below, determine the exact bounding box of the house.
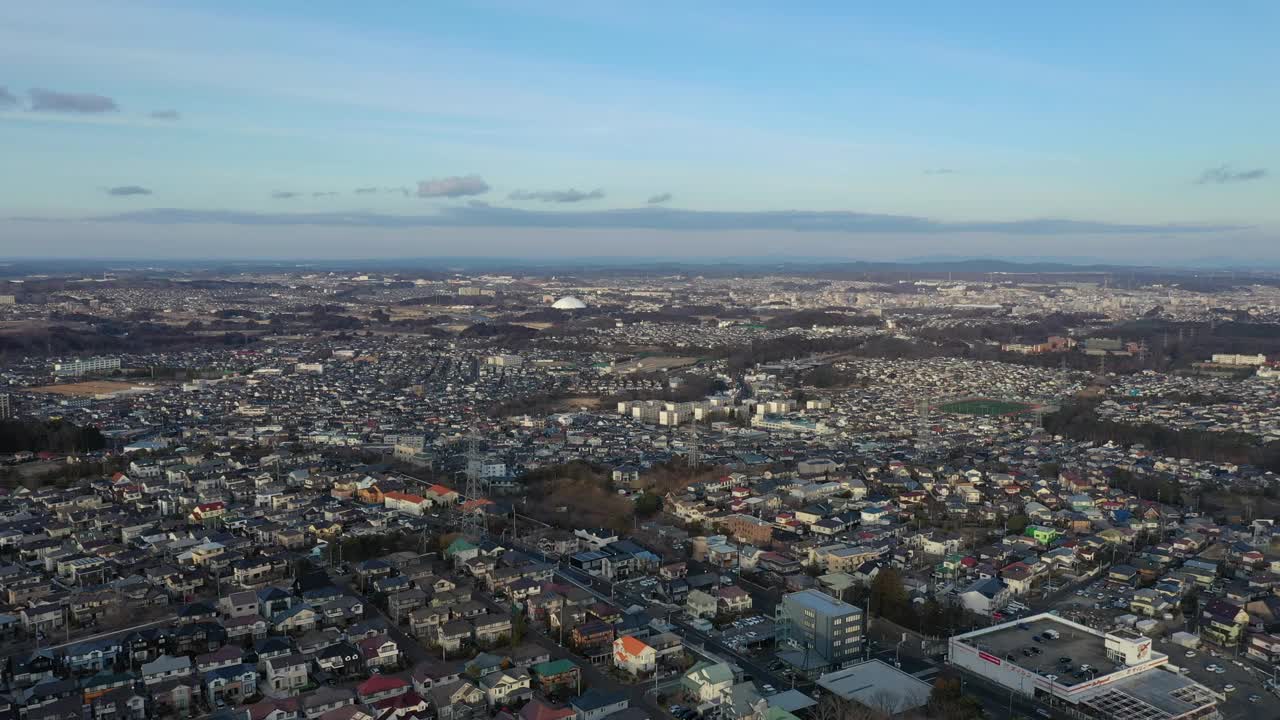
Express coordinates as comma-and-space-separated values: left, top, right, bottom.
1000, 563, 1037, 595
613, 636, 656, 675
266, 654, 310, 695
479, 669, 532, 707
409, 606, 448, 639
958, 578, 1009, 616
571, 690, 629, 720
141, 654, 193, 686
89, 685, 148, 720
12, 649, 59, 686
314, 641, 364, 677
356, 675, 410, 704
299, 687, 356, 720
1200, 599, 1249, 647
1247, 634, 1280, 664
259, 587, 295, 616
31, 696, 91, 720
205, 663, 259, 706
682, 661, 735, 704
387, 588, 427, 623
438, 620, 473, 651
519, 699, 576, 720
571, 620, 614, 651
221, 590, 261, 619
225, 614, 271, 642
717, 586, 753, 616
427, 680, 484, 720
352, 560, 393, 591
1108, 564, 1139, 586
196, 645, 245, 673
357, 636, 400, 669
318, 597, 364, 626
473, 615, 513, 646
63, 638, 121, 674
611, 465, 640, 488
686, 589, 717, 619
151, 677, 201, 716
273, 605, 319, 634
248, 696, 301, 720
1024, 525, 1061, 546
1130, 589, 1171, 618
529, 658, 581, 695
648, 632, 683, 660
21, 604, 67, 633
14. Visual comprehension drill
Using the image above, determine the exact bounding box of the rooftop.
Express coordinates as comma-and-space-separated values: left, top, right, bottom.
1079, 668, 1218, 720
783, 588, 862, 616
955, 616, 1119, 687
816, 660, 931, 714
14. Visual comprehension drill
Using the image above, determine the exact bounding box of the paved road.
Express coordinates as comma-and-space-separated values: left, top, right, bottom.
547, 559, 792, 694
331, 575, 436, 666
525, 623, 668, 718
1, 609, 179, 663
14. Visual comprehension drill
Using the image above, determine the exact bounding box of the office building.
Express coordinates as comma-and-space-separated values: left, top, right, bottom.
774, 589, 864, 674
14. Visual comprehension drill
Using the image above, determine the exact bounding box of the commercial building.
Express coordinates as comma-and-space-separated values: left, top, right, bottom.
948, 613, 1219, 720
774, 589, 864, 674
816, 660, 931, 717
53, 357, 122, 377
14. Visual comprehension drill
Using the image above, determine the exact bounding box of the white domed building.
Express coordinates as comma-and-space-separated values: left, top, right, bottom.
551, 296, 587, 310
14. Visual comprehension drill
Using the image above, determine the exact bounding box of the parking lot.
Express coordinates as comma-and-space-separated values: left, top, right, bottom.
1044, 579, 1279, 718
719, 615, 775, 650
1049, 579, 1141, 627
1155, 636, 1276, 719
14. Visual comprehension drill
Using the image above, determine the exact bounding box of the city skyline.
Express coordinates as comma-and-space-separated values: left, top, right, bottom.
2, 1, 1276, 262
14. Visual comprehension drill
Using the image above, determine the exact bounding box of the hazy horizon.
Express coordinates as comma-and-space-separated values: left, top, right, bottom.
2, 2, 1276, 261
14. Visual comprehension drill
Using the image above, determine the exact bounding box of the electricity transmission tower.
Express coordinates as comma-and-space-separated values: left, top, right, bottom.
687, 425, 701, 469
461, 436, 487, 539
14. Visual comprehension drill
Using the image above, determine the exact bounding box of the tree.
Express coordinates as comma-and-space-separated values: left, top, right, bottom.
869, 568, 912, 626
634, 493, 663, 517
927, 676, 985, 720
1005, 514, 1029, 534
438, 532, 462, 553
810, 693, 891, 720
510, 610, 528, 648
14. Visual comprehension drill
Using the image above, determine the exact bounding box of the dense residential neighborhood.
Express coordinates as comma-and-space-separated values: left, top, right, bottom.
0, 265, 1278, 720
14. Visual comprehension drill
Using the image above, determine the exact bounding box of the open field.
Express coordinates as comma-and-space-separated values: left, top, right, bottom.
23, 380, 147, 397
607, 355, 699, 374
935, 397, 1036, 416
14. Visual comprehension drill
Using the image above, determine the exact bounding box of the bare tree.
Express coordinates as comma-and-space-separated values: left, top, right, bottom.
810, 694, 891, 720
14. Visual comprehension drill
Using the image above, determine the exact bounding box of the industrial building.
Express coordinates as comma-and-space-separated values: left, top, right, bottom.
948, 613, 1220, 720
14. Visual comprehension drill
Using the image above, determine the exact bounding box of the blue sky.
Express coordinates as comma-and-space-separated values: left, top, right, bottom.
1, 1, 1276, 262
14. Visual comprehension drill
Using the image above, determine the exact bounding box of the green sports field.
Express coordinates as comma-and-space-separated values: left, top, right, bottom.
935, 398, 1035, 416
